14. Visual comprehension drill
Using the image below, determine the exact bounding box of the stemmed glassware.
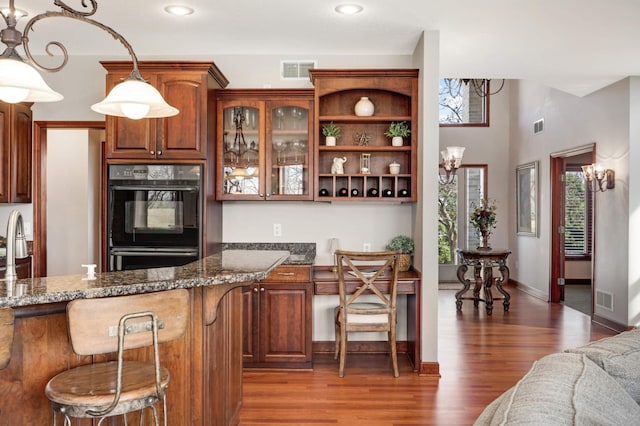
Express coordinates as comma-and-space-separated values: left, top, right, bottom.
275, 108, 285, 129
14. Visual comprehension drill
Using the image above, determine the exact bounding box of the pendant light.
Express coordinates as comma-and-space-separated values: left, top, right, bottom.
0, 0, 178, 119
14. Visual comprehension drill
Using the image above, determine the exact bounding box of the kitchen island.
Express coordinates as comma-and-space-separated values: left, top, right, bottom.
0, 249, 289, 426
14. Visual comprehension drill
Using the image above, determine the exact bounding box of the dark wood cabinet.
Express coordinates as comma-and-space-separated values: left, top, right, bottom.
216, 89, 314, 201
309, 69, 419, 202
0, 102, 32, 203
243, 265, 313, 368
101, 61, 228, 160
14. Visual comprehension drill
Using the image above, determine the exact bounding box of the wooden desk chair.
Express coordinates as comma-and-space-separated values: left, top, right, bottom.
45, 289, 189, 426
334, 249, 401, 378
0, 307, 14, 370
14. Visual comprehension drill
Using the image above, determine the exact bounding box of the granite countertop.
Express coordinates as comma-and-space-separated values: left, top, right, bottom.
222, 242, 315, 265
0, 249, 289, 308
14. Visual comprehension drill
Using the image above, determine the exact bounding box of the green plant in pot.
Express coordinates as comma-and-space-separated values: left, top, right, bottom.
385, 235, 414, 271
384, 121, 411, 147
322, 121, 342, 146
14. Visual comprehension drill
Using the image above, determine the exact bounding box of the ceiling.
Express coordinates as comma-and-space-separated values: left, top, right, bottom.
11, 0, 640, 96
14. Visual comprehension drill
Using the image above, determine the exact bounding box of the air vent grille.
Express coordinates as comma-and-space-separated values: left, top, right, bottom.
281, 60, 317, 80
595, 289, 613, 311
534, 118, 544, 134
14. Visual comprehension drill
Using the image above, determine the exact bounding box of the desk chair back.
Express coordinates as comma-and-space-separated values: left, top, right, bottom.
334, 250, 401, 377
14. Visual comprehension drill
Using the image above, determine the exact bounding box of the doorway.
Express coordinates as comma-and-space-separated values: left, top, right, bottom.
33, 121, 105, 278
550, 145, 595, 316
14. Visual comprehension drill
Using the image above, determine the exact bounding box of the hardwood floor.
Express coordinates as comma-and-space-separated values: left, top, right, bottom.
239, 286, 617, 425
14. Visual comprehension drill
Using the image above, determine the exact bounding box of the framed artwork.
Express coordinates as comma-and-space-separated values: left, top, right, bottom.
516, 161, 538, 236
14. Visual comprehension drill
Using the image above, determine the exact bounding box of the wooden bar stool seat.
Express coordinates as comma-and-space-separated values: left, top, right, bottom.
45, 289, 189, 426
0, 307, 14, 370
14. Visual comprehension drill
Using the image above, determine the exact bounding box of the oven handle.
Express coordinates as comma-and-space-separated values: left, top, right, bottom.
110, 185, 199, 192
110, 250, 199, 257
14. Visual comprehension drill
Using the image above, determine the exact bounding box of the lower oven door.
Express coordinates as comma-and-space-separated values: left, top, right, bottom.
109, 247, 199, 271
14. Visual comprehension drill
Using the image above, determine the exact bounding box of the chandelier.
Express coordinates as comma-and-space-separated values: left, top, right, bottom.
0, 0, 178, 119
438, 146, 465, 185
458, 79, 505, 97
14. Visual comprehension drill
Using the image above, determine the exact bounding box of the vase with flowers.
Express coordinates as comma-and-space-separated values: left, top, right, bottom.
470, 198, 497, 250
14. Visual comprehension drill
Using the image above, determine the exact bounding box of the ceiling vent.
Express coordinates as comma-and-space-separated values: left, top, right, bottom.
281, 60, 317, 80
534, 118, 544, 134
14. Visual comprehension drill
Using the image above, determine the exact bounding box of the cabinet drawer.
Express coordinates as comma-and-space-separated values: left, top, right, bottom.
263, 265, 311, 282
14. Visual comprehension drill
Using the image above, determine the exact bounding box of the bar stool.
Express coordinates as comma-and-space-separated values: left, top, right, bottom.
0, 307, 15, 370
45, 289, 189, 426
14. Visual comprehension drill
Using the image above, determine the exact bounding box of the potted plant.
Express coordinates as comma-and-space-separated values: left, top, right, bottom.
384, 121, 411, 147
385, 235, 414, 271
322, 122, 342, 146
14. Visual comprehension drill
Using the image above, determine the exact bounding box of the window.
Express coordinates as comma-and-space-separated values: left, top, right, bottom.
565, 167, 592, 257
439, 79, 489, 126
438, 166, 487, 264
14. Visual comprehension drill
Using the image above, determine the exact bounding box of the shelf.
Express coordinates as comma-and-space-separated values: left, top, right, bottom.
319, 115, 412, 122
318, 145, 411, 152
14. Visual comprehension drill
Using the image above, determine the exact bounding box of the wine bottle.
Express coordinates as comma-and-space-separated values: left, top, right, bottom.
382, 189, 394, 197
319, 188, 330, 197
350, 188, 360, 197
367, 188, 379, 197
338, 188, 348, 197
398, 189, 410, 197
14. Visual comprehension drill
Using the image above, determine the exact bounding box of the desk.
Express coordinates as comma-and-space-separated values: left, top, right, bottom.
313, 267, 420, 370
456, 249, 511, 315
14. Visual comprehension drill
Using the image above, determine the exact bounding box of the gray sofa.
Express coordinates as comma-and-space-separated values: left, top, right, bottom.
474, 328, 640, 425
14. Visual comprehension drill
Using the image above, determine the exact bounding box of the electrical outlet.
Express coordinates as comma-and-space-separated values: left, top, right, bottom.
273, 223, 282, 237
363, 243, 371, 252
23, 221, 32, 237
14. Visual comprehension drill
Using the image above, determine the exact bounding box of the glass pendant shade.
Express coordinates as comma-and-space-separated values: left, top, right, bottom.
0, 58, 63, 103
91, 78, 179, 119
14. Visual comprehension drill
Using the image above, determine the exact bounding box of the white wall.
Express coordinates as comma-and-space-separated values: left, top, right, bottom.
510, 78, 630, 325
46, 129, 102, 276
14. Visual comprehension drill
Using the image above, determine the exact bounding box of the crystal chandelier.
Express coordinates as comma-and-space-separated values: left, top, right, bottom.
0, 0, 178, 119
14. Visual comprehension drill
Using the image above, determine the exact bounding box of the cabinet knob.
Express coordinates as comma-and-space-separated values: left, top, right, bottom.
260, 287, 265, 292
157, 150, 162, 156
150, 150, 155, 155
253, 287, 258, 292
259, 193, 264, 198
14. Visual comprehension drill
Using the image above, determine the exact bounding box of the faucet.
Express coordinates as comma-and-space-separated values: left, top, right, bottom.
6, 210, 28, 281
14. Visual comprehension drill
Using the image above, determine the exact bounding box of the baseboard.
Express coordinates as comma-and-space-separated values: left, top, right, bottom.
418, 362, 440, 377
592, 314, 629, 333
511, 279, 548, 301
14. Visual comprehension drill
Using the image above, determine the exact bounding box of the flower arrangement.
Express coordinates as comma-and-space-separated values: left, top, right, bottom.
470, 198, 497, 238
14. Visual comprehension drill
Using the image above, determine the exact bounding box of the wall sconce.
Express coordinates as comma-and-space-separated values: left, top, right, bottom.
0, 0, 178, 119
439, 146, 465, 185
581, 164, 615, 192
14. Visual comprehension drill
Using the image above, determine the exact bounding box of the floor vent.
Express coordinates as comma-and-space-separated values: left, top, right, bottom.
534, 118, 544, 134
595, 289, 613, 311
281, 60, 317, 80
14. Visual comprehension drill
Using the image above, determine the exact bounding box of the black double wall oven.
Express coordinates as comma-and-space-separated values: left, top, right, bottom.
107, 164, 202, 271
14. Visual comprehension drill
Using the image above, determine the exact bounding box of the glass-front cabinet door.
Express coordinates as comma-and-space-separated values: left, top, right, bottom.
219, 100, 264, 200
216, 91, 313, 201
267, 100, 312, 200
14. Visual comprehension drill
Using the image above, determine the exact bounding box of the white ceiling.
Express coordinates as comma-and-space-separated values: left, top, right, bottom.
12, 0, 640, 96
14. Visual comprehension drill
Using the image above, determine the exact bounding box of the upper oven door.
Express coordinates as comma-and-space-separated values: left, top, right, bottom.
108, 168, 201, 248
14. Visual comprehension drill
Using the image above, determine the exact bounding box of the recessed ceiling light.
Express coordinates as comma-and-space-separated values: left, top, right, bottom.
164, 5, 194, 16
335, 4, 363, 15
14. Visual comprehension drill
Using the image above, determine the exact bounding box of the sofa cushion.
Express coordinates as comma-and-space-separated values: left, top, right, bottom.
474, 352, 640, 425
566, 328, 640, 403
